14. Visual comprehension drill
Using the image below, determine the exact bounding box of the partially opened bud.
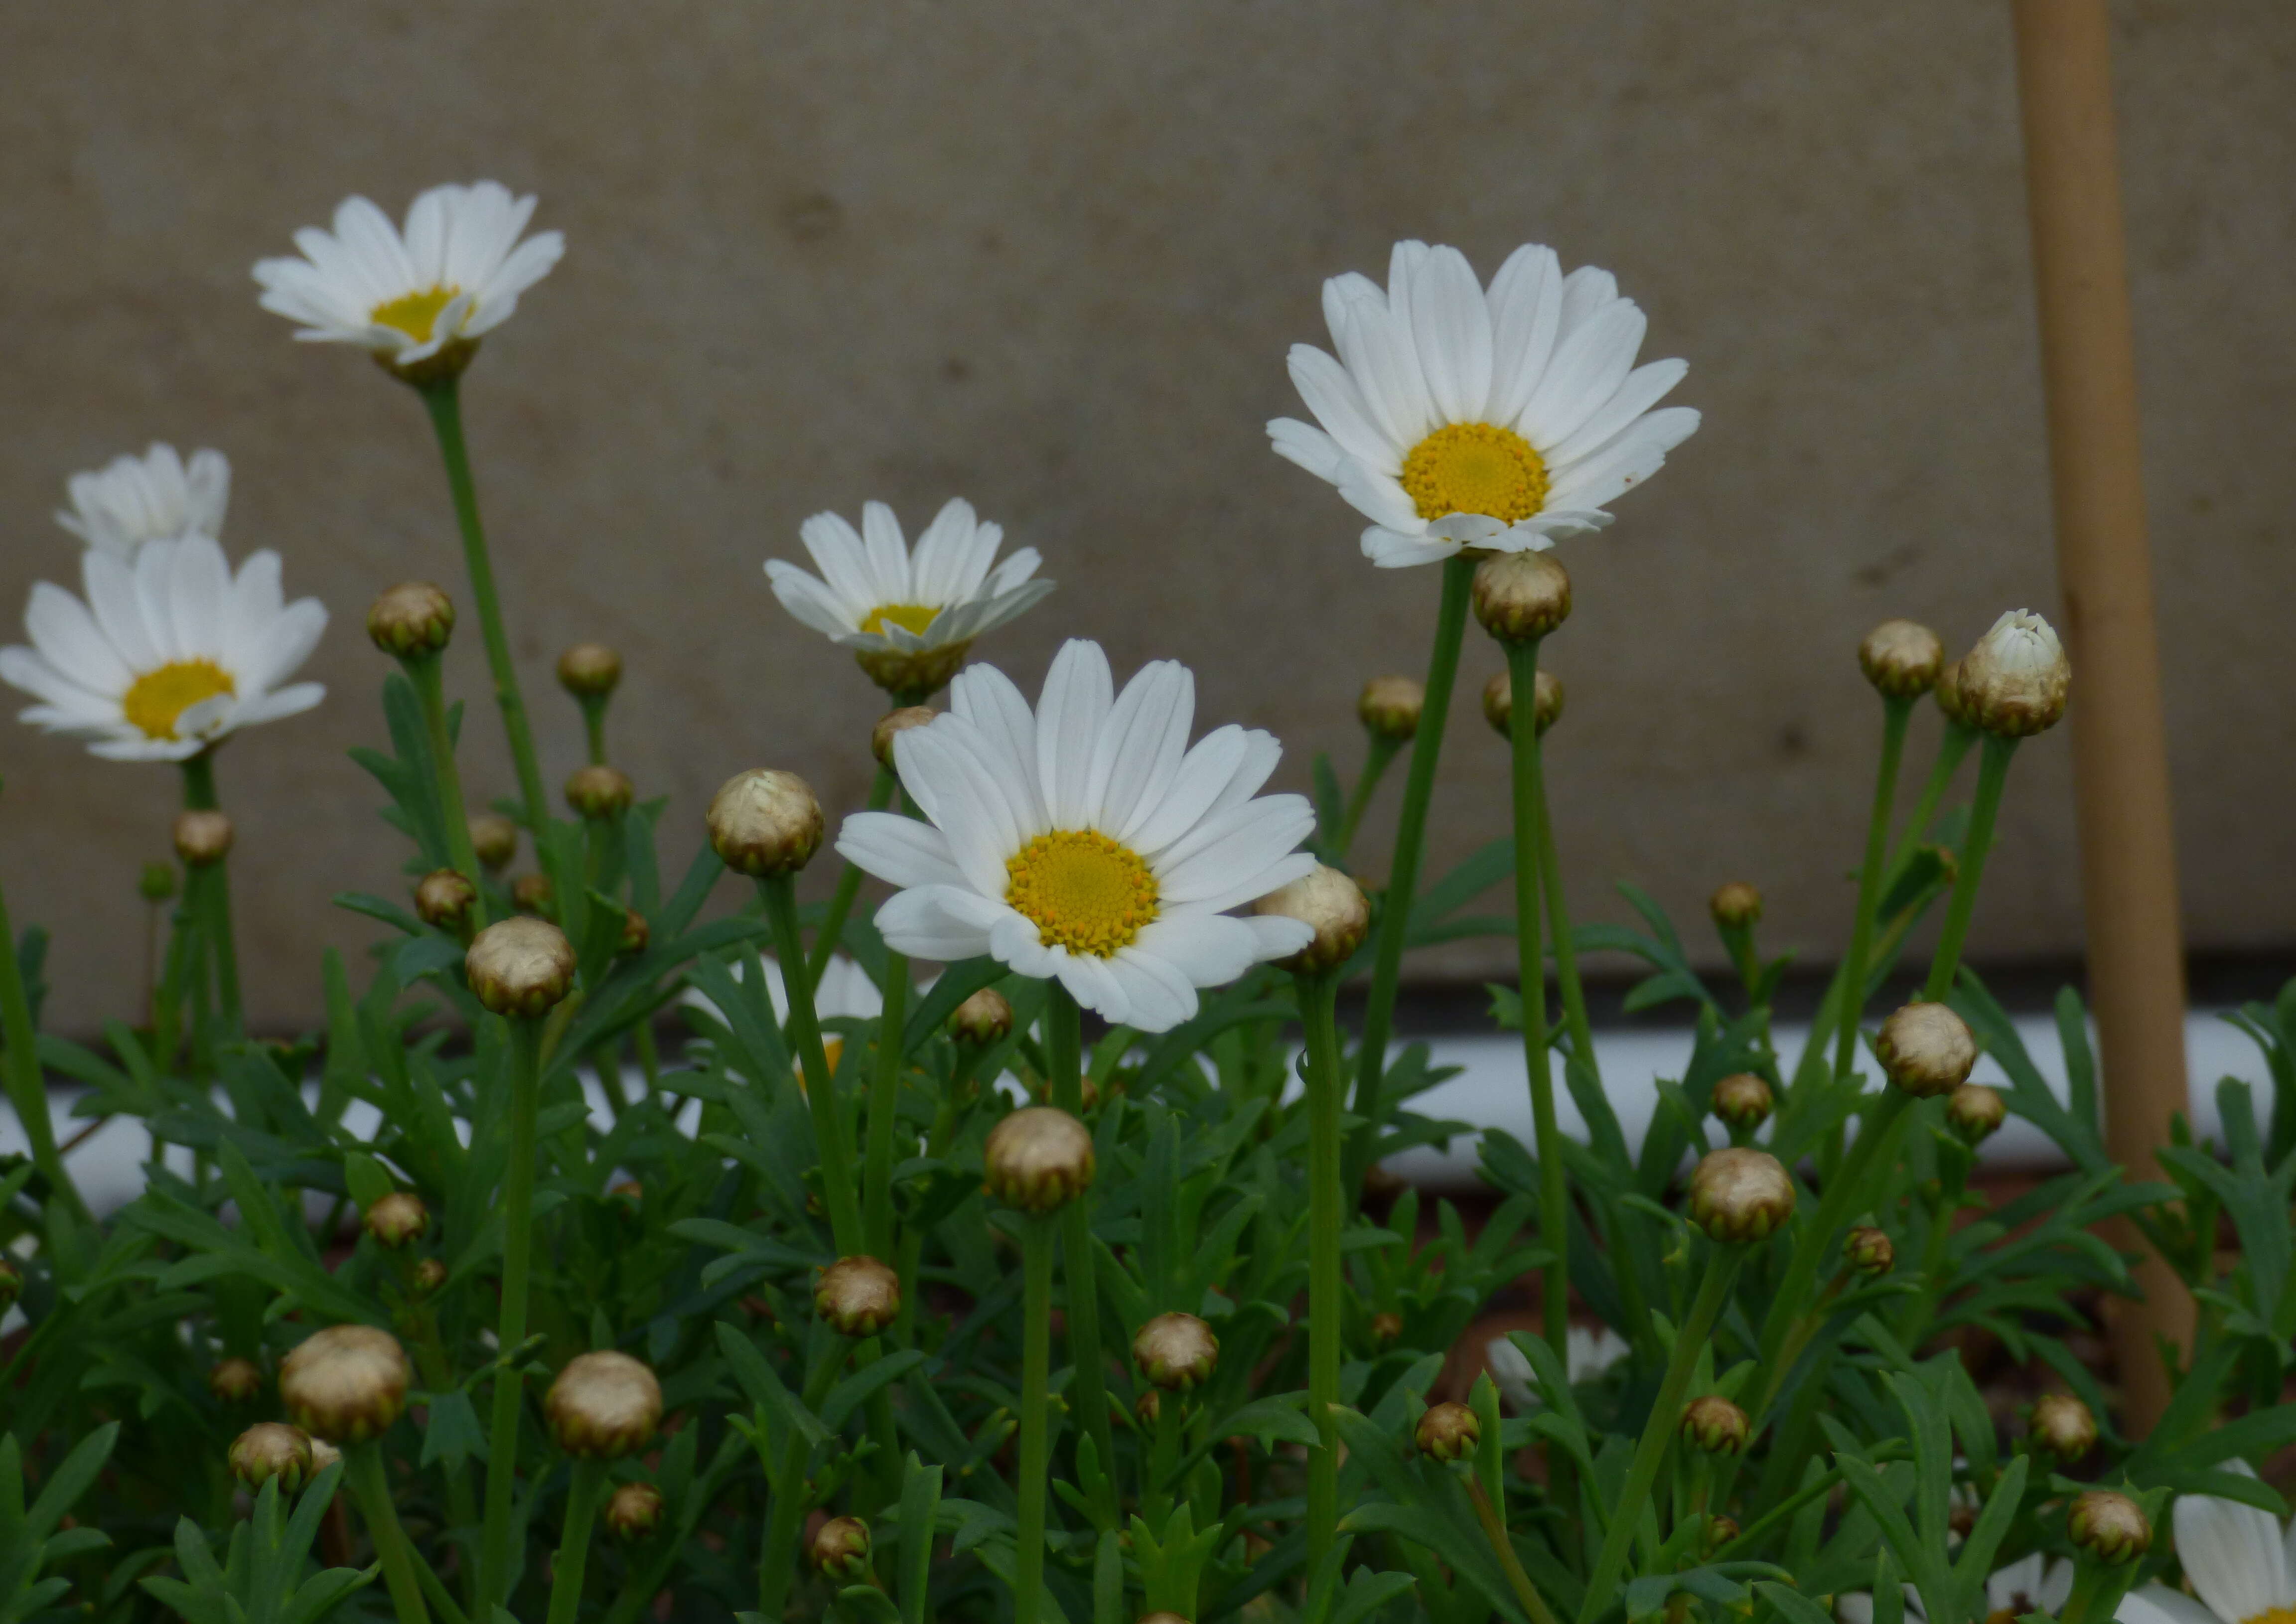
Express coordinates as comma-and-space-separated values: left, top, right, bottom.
707, 769, 824, 876
364, 1191, 430, 1250
815, 1256, 902, 1338
811, 1515, 872, 1580
307, 1437, 342, 1474
951, 987, 1014, 1045
1133, 1312, 1219, 1391
1481, 669, 1565, 738
465, 916, 578, 1018
1945, 1083, 2007, 1146
2030, 1392, 2098, 1461
984, 1107, 1095, 1211
1687, 1148, 1796, 1244
469, 812, 519, 871
1252, 865, 1370, 972
1369, 1312, 1403, 1347
415, 869, 478, 932
546, 1350, 664, 1460
1135, 1388, 1162, 1427
1681, 1395, 1751, 1455
2068, 1490, 2149, 1564
557, 642, 622, 698
412, 1258, 448, 1297
872, 706, 938, 767
1859, 620, 1945, 699
229, 1423, 312, 1492
1711, 1073, 1773, 1133
1709, 882, 1762, 931
1875, 1003, 1977, 1098
606, 1481, 664, 1541
1703, 1515, 1741, 1556
367, 582, 456, 657
280, 1325, 412, 1443
619, 909, 650, 957
1845, 1227, 1894, 1278
512, 872, 556, 915
1935, 659, 1972, 726
1959, 610, 2070, 737
209, 1356, 264, 1404
1471, 552, 1572, 643
565, 764, 635, 821
1415, 1401, 1480, 1462
173, 810, 233, 867
1358, 676, 1424, 742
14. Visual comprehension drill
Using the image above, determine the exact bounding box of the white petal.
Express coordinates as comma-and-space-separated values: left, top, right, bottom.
908, 498, 979, 605
25, 582, 130, 694
240, 599, 328, 693
895, 723, 1022, 895
1518, 301, 1647, 449
1335, 462, 1425, 534
2117, 1587, 2227, 1624
1052, 950, 1129, 1025
836, 810, 969, 890
1090, 660, 1193, 840
1243, 912, 1317, 960
767, 563, 862, 640
1128, 724, 1250, 857
1323, 270, 1385, 345
1202, 729, 1283, 821
946, 664, 1046, 833
1103, 950, 1196, 1033
859, 502, 913, 603
227, 683, 324, 728
2177, 1473, 2289, 1624
1544, 358, 1690, 469
81, 551, 160, 673
223, 550, 287, 665
1288, 346, 1403, 471
1362, 528, 1460, 569
0, 646, 111, 714
875, 885, 1003, 962
1339, 297, 1435, 449
1035, 640, 1113, 829
1484, 244, 1564, 427
1132, 912, 1267, 988
1544, 410, 1700, 513
1268, 418, 1347, 482
797, 512, 879, 619
166, 536, 232, 661
1155, 797, 1315, 909
1987, 1555, 2047, 1613
1408, 245, 1494, 427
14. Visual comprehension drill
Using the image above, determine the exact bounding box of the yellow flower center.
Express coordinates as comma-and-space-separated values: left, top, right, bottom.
1400, 422, 1550, 523
2240, 1611, 2296, 1624
371, 286, 461, 344
1005, 830, 1159, 958
860, 603, 940, 638
122, 659, 235, 740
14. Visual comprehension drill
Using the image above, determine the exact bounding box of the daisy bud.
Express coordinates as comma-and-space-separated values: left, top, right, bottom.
557, 642, 622, 698
1687, 1148, 1796, 1244
1252, 865, 1370, 973
1711, 1073, 1773, 1133
983, 1106, 1095, 1212
1959, 610, 2071, 738
815, 1255, 902, 1338
229, 1423, 312, 1492
811, 1514, 872, 1580
367, 582, 456, 657
308, 1437, 342, 1474
1703, 1515, 1741, 1556
0, 1258, 20, 1309
1357, 676, 1425, 742
1859, 620, 1944, 700
2030, 1392, 2098, 1461
1139, 1613, 1191, 1624
545, 1350, 664, 1460
707, 769, 825, 877
1935, 659, 1973, 726
363, 1191, 430, 1250
619, 908, 650, 956
565, 764, 635, 821
1945, 1083, 2008, 1146
1845, 1226, 1895, 1278
1370, 1312, 1403, 1347
1133, 1312, 1219, 1392
1875, 1002, 1978, 1098
1362, 1163, 1408, 1202
1709, 882, 1762, 931
173, 809, 233, 867
464, 916, 578, 1018
1470, 552, 1572, 644
2067, 1489, 2149, 1564
209, 1356, 264, 1404
1414, 1401, 1480, 1462
412, 1258, 448, 1297
856, 642, 970, 700
139, 861, 177, 903
606, 1481, 665, 1542
512, 872, 556, 915
1481, 669, 1564, 738
415, 869, 478, 932
951, 987, 1014, 1046
1681, 1395, 1751, 1455
280, 1324, 413, 1443
872, 705, 939, 767
469, 812, 519, 871
1135, 1389, 1162, 1427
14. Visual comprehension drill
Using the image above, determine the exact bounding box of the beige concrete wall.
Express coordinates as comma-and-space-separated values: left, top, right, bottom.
2, 1, 2291, 1034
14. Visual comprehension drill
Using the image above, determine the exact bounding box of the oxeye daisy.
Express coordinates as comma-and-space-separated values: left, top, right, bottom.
686, 953, 883, 1079
1835, 1554, 2070, 1624
253, 181, 564, 384
1486, 1324, 1630, 1411
835, 639, 1316, 1033
1268, 240, 1700, 568
57, 443, 231, 557
0, 535, 326, 761
2116, 1463, 2296, 1624
765, 498, 1052, 699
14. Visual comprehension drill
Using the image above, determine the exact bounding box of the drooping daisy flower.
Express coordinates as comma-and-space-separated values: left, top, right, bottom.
836, 640, 1316, 1032
765, 499, 1052, 699
57, 443, 231, 557
2117, 1464, 2296, 1624
685, 953, 884, 1079
252, 182, 564, 384
1268, 240, 1700, 568
1836, 1554, 2069, 1624
1486, 1324, 1630, 1411
0, 536, 326, 761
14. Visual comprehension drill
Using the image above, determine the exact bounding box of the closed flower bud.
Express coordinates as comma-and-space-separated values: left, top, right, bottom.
513, 871, 556, 915
546, 1350, 663, 1460
606, 1480, 665, 1541
1709, 882, 1762, 931
557, 642, 622, 698
0, 1258, 20, 1308
173, 809, 233, 867
1415, 1401, 1480, 1462
1252, 865, 1370, 973
1471, 552, 1572, 643
307, 1437, 342, 1474
815, 1255, 902, 1338
1135, 1388, 1162, 1427
2068, 1489, 2149, 1564
707, 769, 824, 877
229, 1422, 312, 1492
1845, 1226, 1895, 1278
1875, 1002, 1978, 1098
1935, 658, 1973, 726
412, 1258, 448, 1297
1704, 1515, 1741, 1556
1711, 1073, 1773, 1132
469, 812, 519, 871
415, 869, 478, 932
1859, 620, 1945, 699
565, 764, 635, 821
1959, 610, 2070, 738
872, 706, 939, 767
464, 916, 578, 1018
209, 1356, 264, 1404
1481, 669, 1564, 738
811, 1514, 872, 1580
1133, 1312, 1219, 1391
1370, 1312, 1403, 1347
1688, 1147, 1796, 1244
619, 908, 650, 956
364, 1191, 430, 1250
280, 1324, 413, 1443
139, 861, 177, 902
951, 987, 1014, 1045
1945, 1083, 2007, 1146
984, 1106, 1095, 1212
1139, 1613, 1191, 1624
1357, 675, 1424, 742
2030, 1392, 2098, 1461
1681, 1395, 1751, 1455
367, 582, 456, 657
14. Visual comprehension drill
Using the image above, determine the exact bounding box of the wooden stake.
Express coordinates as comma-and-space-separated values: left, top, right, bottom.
2009, 0, 2192, 1433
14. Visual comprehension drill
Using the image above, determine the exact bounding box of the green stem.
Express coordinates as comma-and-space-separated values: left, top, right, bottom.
1833, 698, 1914, 1080
1331, 734, 1402, 862
760, 875, 865, 1256
861, 954, 910, 1257
1296, 967, 1346, 1578
1896, 1153, 1972, 1341
1754, 1088, 1916, 1386
1884, 722, 1978, 879
1577, 1252, 1743, 1621
1046, 985, 1119, 1525
348, 1443, 433, 1624
1349, 556, 1474, 1189
180, 754, 242, 1034
545, 1459, 608, 1624
406, 654, 490, 920
1014, 1215, 1058, 1624
478, 1018, 546, 1613
1469, 1479, 1562, 1624
417, 377, 549, 832
579, 695, 609, 769
758, 1343, 852, 1617
809, 765, 899, 990
1922, 733, 2018, 1003
1504, 639, 1569, 1355
1534, 759, 1598, 1084
0, 854, 89, 1230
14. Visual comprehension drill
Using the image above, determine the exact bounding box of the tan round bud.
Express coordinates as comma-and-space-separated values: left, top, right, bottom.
2030, 1392, 2098, 1461
1134, 1388, 1162, 1428
557, 642, 622, 698
1414, 1400, 1481, 1462
1481, 669, 1565, 738
872, 706, 939, 767
280, 1324, 413, 1443
707, 769, 824, 877
307, 1437, 342, 1474
619, 909, 650, 957
1959, 610, 2070, 738
1711, 1073, 1773, 1133
810, 1514, 872, 1580
469, 812, 519, 871
546, 1350, 663, 1460
1133, 1312, 1219, 1391
815, 1255, 902, 1338
1471, 552, 1572, 643
512, 871, 556, 915
565, 764, 635, 821
363, 1191, 430, 1250
1361, 1164, 1408, 1202
1704, 1515, 1741, 1556
984, 1106, 1095, 1212
1687, 1147, 1797, 1244
0, 1257, 21, 1309
1357, 675, 1425, 742
173, 809, 233, 867
1709, 882, 1762, 931
367, 582, 456, 657
1875, 1002, 1978, 1098
951, 987, 1014, 1046
2067, 1489, 2149, 1564
464, 916, 578, 1018
1369, 1311, 1403, 1347
1945, 1083, 2008, 1146
1681, 1395, 1751, 1455
606, 1480, 664, 1541
412, 1257, 448, 1297
1858, 620, 1945, 700
415, 869, 478, 932
1252, 865, 1370, 973
209, 1356, 264, 1404
1935, 658, 1972, 725
229, 1422, 312, 1492
1845, 1226, 1895, 1278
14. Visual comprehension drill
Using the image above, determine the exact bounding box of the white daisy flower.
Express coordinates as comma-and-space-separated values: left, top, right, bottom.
0, 535, 327, 761
252, 181, 564, 382
1836, 1554, 2069, 1624
1486, 1324, 1631, 1410
2117, 1463, 2296, 1624
684, 953, 884, 1082
57, 443, 231, 557
835, 639, 1317, 1033
765, 499, 1052, 698
1268, 240, 1700, 569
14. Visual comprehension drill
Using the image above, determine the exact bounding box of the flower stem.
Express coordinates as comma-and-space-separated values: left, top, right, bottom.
1884, 721, 1978, 879
417, 377, 549, 833
757, 1346, 850, 1619
1348, 555, 1475, 1189
1468, 1478, 1562, 1624
807, 765, 898, 991
578, 695, 609, 769
1330, 734, 1402, 862
1046, 984, 1118, 1525
1295, 966, 1346, 1577
545, 1459, 608, 1624
179, 753, 242, 1034
478, 1017, 546, 1614
1014, 1213, 1058, 1624
1832, 698, 1914, 1081
1534, 761, 1598, 1084
404, 654, 490, 919
861, 952, 909, 1257
0, 855, 89, 1229
1923, 733, 2019, 1003
1504, 639, 1570, 1356
348, 1442, 433, 1624
760, 874, 865, 1256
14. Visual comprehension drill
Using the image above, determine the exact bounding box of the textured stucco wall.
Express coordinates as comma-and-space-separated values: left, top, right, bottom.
1, 2, 2291, 1034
